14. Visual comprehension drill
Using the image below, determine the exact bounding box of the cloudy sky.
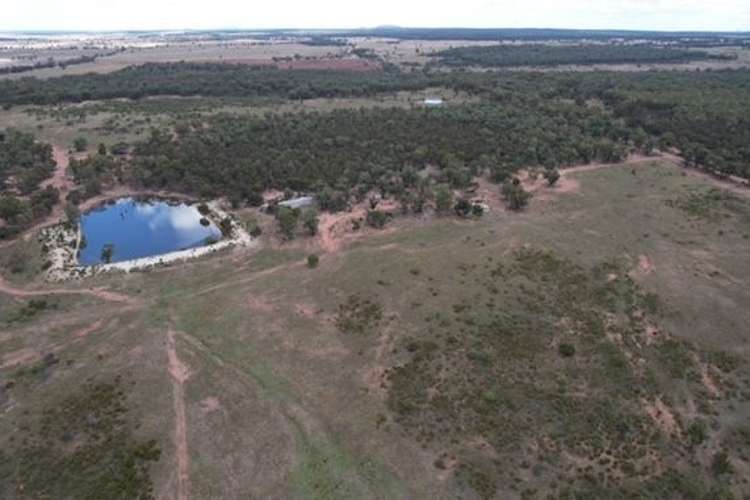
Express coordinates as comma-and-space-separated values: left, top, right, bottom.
3, 0, 749, 32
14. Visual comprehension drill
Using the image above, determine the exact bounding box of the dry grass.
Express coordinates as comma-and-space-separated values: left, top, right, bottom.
2, 159, 750, 498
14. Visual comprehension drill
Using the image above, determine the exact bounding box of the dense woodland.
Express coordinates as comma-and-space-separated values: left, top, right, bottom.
0, 62, 749, 235
127, 103, 631, 205
0, 129, 56, 239
431, 43, 731, 67
14, 63, 738, 185
557, 70, 750, 179
0, 53, 107, 76
0, 64, 433, 105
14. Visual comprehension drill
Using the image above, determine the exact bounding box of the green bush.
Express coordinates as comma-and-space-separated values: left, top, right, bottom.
558, 343, 576, 358
307, 254, 319, 268
73, 136, 88, 152
366, 210, 390, 229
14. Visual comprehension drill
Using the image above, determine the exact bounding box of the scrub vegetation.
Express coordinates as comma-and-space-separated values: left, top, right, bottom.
1, 29, 750, 500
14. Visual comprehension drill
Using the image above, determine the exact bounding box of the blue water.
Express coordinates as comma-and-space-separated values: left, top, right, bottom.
78, 198, 222, 266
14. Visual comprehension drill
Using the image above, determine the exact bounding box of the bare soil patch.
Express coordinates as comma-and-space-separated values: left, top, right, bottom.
247, 294, 276, 314
317, 198, 399, 253
74, 318, 105, 338
1, 347, 39, 369
642, 397, 681, 436
701, 365, 721, 398
199, 396, 222, 415
638, 255, 655, 275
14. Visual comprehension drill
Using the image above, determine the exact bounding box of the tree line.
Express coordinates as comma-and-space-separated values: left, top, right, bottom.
0, 63, 437, 106
430, 43, 732, 67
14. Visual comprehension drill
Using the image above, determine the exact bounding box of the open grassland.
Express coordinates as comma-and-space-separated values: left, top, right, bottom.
0, 41, 354, 81
0, 104, 170, 151
2, 160, 750, 499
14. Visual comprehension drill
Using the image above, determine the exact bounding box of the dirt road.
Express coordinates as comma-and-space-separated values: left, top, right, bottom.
0, 275, 141, 305
166, 329, 191, 500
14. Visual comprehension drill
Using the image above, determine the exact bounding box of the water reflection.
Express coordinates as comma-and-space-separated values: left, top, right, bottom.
78, 198, 222, 265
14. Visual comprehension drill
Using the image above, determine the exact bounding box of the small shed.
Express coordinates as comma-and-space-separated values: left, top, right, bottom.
279, 196, 315, 210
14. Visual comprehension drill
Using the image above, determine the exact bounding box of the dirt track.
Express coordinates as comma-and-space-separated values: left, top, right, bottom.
166, 329, 191, 500
47, 146, 75, 193
0, 275, 140, 305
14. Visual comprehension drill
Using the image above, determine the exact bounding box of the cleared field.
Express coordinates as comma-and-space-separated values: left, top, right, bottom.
0, 104, 172, 150
354, 37, 750, 72
2, 160, 749, 498
0, 41, 354, 80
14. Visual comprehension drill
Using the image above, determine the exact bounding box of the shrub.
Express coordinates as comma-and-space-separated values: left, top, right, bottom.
711, 450, 733, 476
73, 136, 88, 152
558, 343, 576, 357
366, 210, 389, 229
454, 198, 472, 217
5, 248, 28, 274
687, 420, 707, 446
307, 254, 319, 268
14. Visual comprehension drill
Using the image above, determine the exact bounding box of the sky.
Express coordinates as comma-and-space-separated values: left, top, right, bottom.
2, 0, 749, 32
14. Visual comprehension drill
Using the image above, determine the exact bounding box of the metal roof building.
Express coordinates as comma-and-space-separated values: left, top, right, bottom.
278, 196, 315, 210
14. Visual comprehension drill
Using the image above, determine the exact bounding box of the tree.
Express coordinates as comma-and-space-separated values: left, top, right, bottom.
218, 217, 233, 237
101, 244, 115, 264
543, 168, 561, 187
503, 178, 531, 211
97, 143, 107, 156
64, 203, 80, 226
434, 184, 453, 215
411, 178, 432, 214
276, 206, 298, 240
301, 208, 319, 236
30, 186, 59, 219
0, 195, 26, 222
453, 198, 472, 218
73, 136, 88, 152
317, 187, 348, 212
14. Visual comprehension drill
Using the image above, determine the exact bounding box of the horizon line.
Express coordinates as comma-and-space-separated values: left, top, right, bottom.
1, 26, 749, 35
